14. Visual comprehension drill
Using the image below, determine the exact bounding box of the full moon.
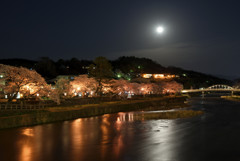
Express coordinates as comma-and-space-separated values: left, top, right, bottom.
156, 26, 164, 33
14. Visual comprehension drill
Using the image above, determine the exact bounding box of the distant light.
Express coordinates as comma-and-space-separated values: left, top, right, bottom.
17, 92, 20, 99
181, 90, 187, 93
156, 26, 164, 34
117, 74, 121, 78
142, 74, 152, 78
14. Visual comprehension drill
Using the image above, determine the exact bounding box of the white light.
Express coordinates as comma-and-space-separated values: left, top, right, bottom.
156, 26, 164, 33
17, 92, 21, 99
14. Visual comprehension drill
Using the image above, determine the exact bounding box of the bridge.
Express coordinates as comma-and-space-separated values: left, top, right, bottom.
181, 84, 240, 95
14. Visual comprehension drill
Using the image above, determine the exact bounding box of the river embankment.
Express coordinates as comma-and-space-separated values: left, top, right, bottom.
221, 96, 240, 102
0, 96, 202, 129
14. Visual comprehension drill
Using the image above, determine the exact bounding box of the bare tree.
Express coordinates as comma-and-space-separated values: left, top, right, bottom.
88, 57, 113, 96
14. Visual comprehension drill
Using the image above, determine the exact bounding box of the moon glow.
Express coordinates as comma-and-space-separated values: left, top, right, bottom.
156, 26, 164, 33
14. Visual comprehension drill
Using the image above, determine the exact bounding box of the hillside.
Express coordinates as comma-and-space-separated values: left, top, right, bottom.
0, 57, 232, 88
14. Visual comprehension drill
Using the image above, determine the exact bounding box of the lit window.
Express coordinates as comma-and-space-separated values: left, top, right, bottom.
142, 74, 152, 78
153, 74, 164, 79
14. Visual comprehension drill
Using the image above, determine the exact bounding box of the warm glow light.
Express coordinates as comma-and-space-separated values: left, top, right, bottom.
22, 128, 34, 137
156, 26, 164, 33
152, 74, 176, 79
142, 74, 152, 78
153, 74, 164, 78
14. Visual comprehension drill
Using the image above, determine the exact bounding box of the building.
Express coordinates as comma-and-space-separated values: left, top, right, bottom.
142, 73, 178, 79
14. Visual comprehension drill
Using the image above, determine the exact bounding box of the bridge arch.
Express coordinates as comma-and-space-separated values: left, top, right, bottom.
207, 84, 233, 90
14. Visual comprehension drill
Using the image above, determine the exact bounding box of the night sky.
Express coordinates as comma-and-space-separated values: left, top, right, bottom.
1, 0, 240, 78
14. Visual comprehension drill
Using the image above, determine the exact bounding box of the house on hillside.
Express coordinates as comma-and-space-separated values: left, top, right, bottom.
141, 73, 179, 79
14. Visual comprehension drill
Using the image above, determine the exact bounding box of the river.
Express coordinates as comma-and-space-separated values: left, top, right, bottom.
1, 97, 240, 161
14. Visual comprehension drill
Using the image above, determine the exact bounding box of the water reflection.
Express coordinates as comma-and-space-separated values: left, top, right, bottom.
0, 111, 179, 161
71, 118, 83, 161
18, 128, 34, 161
3, 98, 228, 161
22, 128, 34, 137
116, 112, 134, 123
19, 139, 32, 161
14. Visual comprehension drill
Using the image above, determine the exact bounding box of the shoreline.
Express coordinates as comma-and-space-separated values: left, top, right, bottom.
221, 96, 240, 102
0, 96, 201, 129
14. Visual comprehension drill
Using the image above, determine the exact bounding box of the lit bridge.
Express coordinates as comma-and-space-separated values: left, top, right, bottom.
182, 84, 240, 94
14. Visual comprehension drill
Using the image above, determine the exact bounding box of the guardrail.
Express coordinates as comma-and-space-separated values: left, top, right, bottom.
0, 102, 55, 110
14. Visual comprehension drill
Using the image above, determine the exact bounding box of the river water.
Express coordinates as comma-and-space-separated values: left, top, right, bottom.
1, 97, 240, 161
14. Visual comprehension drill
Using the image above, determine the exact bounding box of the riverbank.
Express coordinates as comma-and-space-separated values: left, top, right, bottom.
0, 96, 201, 129
134, 110, 203, 120
221, 96, 240, 102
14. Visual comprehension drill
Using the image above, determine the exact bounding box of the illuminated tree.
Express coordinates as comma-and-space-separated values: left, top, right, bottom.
160, 81, 183, 94
128, 83, 141, 95
55, 77, 72, 98
70, 75, 97, 97
48, 88, 61, 105
140, 83, 154, 95
109, 79, 130, 98
0, 64, 50, 101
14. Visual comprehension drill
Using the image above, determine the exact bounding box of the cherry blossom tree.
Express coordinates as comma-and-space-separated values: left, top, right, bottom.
109, 79, 130, 98
160, 81, 183, 94
55, 77, 72, 98
70, 75, 97, 97
0, 64, 50, 101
